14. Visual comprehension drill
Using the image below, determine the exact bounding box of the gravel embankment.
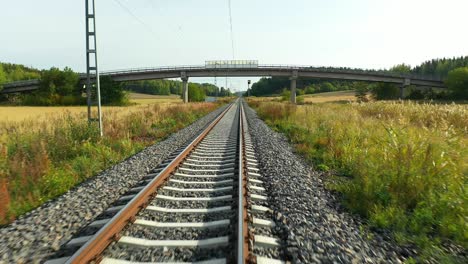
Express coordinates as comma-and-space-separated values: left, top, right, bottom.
0, 105, 227, 264
243, 102, 409, 264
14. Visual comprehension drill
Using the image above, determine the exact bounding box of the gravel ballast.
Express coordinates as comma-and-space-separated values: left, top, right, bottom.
0, 105, 227, 264
243, 101, 409, 263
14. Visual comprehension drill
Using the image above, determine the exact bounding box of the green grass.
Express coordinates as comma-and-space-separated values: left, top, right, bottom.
0, 102, 221, 224
248, 99, 467, 262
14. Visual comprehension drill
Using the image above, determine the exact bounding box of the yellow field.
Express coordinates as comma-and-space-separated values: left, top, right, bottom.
0, 93, 182, 122
128, 93, 182, 104
302, 90, 356, 103
250, 90, 357, 103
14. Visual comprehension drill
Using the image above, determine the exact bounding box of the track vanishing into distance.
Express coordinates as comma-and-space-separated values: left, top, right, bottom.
45, 100, 287, 264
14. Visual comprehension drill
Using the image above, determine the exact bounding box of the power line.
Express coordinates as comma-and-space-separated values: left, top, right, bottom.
227, 0, 235, 59
112, 0, 159, 40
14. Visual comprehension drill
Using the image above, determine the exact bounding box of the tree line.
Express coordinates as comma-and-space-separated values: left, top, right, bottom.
0, 62, 233, 105
361, 59, 468, 100
247, 77, 355, 97
125, 80, 233, 99
245, 56, 468, 100
0, 63, 41, 84
1, 65, 129, 106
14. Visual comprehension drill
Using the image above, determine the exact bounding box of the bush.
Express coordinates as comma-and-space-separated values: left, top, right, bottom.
354, 82, 369, 102
445, 67, 468, 100
304, 86, 316, 94
296, 96, 304, 104
280, 89, 291, 101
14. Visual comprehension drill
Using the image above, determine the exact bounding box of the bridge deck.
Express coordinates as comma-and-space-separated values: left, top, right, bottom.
0, 65, 445, 94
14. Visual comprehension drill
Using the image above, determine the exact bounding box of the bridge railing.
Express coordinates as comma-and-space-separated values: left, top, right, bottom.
1, 79, 40, 88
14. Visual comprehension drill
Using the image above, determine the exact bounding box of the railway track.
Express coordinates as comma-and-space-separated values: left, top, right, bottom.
45, 99, 287, 264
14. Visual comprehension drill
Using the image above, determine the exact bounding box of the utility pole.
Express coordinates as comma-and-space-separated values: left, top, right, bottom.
85, 0, 103, 136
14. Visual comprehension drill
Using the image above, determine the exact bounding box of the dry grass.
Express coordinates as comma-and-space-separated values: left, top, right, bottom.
249, 98, 467, 261
0, 93, 182, 122
128, 93, 182, 104
302, 90, 356, 103
0, 102, 220, 225
249, 90, 357, 103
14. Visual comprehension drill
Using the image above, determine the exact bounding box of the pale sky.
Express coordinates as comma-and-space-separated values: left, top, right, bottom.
1, 0, 467, 91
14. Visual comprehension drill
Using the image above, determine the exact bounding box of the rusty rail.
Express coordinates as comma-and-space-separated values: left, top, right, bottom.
65, 102, 235, 264
238, 103, 250, 263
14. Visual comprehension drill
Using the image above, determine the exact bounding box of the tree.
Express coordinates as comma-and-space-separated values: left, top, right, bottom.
370, 83, 400, 100
40, 67, 79, 96
188, 84, 205, 102
354, 82, 369, 102
0, 65, 6, 84
390, 64, 411, 74
0, 65, 6, 92
99, 76, 129, 105
445, 67, 468, 100
320, 82, 335, 92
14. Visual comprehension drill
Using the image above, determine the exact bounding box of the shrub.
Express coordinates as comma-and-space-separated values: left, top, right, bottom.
354, 82, 369, 102
296, 96, 305, 104
304, 86, 316, 94
280, 89, 291, 101
445, 67, 468, 100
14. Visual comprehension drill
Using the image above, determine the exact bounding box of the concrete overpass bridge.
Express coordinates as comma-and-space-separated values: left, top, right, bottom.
0, 64, 445, 103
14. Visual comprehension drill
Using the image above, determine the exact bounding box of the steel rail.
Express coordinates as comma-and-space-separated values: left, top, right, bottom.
237, 102, 249, 263
64, 102, 235, 264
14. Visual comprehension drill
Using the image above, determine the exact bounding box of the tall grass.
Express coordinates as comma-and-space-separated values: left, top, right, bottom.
249, 100, 467, 260
0, 103, 218, 224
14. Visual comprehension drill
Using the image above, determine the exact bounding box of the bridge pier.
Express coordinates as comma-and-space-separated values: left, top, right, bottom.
400, 78, 411, 99
181, 72, 188, 103
290, 71, 298, 104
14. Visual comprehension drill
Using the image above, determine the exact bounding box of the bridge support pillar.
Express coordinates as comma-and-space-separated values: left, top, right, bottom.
400, 78, 411, 99
181, 72, 188, 103
290, 71, 298, 104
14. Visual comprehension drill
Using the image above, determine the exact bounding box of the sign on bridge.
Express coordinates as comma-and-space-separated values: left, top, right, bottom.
205, 60, 258, 69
